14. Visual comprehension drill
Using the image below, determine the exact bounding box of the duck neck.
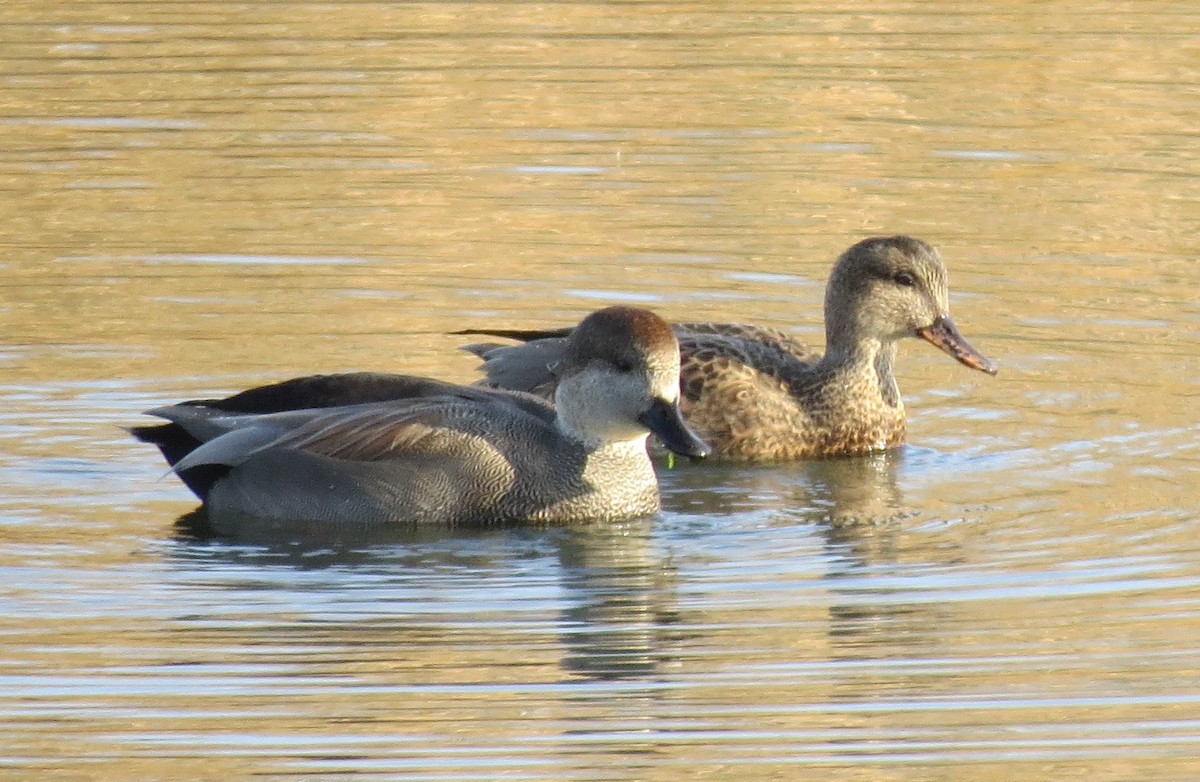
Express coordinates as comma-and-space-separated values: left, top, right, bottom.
811, 337, 902, 409
533, 428, 659, 521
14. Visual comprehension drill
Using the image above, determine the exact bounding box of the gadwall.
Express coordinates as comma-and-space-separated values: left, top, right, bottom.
458, 236, 997, 462
132, 306, 709, 529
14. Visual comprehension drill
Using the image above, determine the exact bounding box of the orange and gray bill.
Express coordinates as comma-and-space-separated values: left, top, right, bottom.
916, 316, 998, 375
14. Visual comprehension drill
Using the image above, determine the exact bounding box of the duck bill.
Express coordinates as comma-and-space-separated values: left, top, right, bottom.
915, 316, 998, 375
638, 397, 710, 459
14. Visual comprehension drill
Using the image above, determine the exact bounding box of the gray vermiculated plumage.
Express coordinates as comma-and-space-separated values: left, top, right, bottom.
133, 306, 709, 531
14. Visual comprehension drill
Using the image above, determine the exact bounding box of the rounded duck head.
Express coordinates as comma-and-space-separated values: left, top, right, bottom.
557, 306, 710, 458
823, 235, 997, 375
563, 306, 680, 379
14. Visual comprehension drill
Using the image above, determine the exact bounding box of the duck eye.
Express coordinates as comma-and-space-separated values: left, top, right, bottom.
893, 271, 916, 287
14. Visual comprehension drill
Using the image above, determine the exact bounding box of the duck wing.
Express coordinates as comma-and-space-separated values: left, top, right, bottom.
134, 373, 552, 461
159, 391, 551, 470
187, 372, 504, 414
460, 338, 567, 397
674, 323, 821, 364
140, 380, 557, 501
668, 326, 824, 459
180, 401, 536, 528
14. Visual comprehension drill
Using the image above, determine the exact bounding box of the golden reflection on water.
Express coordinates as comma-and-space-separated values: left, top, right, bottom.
2, 1, 1200, 779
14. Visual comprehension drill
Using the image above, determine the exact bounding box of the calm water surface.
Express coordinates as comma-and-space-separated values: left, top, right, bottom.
3, 1, 1200, 779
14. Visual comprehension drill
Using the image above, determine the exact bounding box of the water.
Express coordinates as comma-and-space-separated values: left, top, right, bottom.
3, 1, 1200, 779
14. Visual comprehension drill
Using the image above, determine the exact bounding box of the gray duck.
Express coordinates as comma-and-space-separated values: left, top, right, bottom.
132, 306, 709, 529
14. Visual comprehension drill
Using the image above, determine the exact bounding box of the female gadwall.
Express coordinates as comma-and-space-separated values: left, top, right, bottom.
132, 306, 709, 528
459, 236, 997, 462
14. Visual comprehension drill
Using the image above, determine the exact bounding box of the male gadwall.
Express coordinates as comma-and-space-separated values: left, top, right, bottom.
132, 306, 709, 529
458, 236, 997, 462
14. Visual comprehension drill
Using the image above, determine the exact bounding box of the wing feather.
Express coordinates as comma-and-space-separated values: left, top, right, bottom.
171, 392, 550, 473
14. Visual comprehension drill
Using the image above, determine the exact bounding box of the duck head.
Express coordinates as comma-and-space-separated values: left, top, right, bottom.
555, 306, 711, 458
824, 235, 997, 375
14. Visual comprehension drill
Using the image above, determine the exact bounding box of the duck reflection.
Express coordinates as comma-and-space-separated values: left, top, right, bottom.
554, 519, 680, 682
167, 444, 923, 694
171, 508, 680, 684
659, 449, 941, 664
172, 507, 536, 570
659, 448, 907, 535
160, 443, 969, 778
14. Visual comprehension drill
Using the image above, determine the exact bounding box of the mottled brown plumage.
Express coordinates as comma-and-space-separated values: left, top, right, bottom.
460, 236, 997, 463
